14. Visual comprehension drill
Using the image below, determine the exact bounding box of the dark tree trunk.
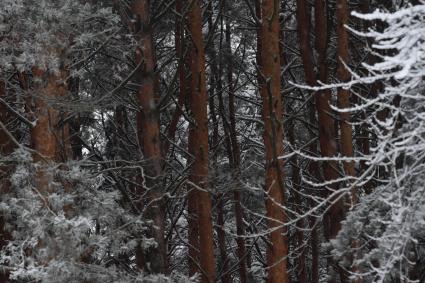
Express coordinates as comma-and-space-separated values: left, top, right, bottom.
314, 0, 347, 282
132, 0, 167, 274
336, 0, 357, 203
258, 0, 289, 282
186, 0, 216, 281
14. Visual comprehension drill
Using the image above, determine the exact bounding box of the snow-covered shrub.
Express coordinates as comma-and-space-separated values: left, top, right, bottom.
0, 147, 196, 282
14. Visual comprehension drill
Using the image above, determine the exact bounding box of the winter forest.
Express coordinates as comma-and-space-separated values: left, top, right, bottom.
0, 0, 424, 282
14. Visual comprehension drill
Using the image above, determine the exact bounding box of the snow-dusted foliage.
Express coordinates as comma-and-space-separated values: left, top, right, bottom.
0, 148, 195, 282
332, 4, 425, 282
0, 0, 119, 72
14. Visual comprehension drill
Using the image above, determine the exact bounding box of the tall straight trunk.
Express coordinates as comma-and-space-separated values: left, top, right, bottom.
336, 0, 356, 203
173, 2, 199, 274
278, 13, 295, 281
24, 64, 70, 266
337, 2, 363, 282
314, 0, 346, 282
295, 1, 320, 282
186, 1, 216, 282
0, 79, 14, 283
132, 0, 166, 274
314, 0, 340, 236
258, 0, 288, 282
225, 8, 248, 283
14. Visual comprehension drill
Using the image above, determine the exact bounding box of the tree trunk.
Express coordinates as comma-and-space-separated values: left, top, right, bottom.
295, 1, 320, 282
258, 0, 289, 282
187, 1, 216, 282
336, 2, 363, 281
31, 68, 66, 192
336, 0, 357, 203
132, 0, 167, 274
314, 0, 347, 282
173, 2, 200, 274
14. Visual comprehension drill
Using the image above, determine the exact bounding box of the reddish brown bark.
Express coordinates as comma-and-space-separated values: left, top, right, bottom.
314, 0, 342, 237
336, 2, 363, 280
257, 0, 288, 282
336, 0, 357, 204
25, 58, 74, 265
27, 68, 71, 165
295, 1, 320, 281
314, 0, 347, 282
132, 0, 167, 274
186, 0, 216, 282
172, 2, 200, 274
31, 68, 67, 193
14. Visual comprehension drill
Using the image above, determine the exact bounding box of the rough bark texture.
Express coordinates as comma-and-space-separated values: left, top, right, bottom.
295, 1, 320, 281
174, 2, 199, 274
187, 0, 216, 282
336, 2, 364, 281
132, 0, 167, 274
336, 0, 357, 203
314, 0, 340, 235
31, 68, 66, 193
258, 0, 288, 282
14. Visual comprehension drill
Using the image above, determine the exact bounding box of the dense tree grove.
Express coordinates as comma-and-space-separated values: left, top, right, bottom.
0, 0, 424, 282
